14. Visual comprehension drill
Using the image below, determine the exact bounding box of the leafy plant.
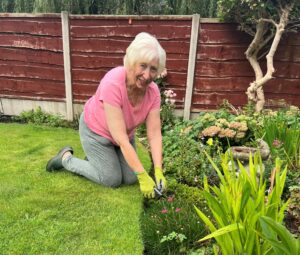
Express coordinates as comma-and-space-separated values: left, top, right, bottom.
13, 107, 78, 128
141, 193, 206, 255
160, 89, 177, 131
195, 152, 289, 255
259, 216, 300, 255
285, 185, 300, 235
160, 231, 187, 254
156, 71, 178, 132
163, 131, 219, 187
257, 107, 300, 170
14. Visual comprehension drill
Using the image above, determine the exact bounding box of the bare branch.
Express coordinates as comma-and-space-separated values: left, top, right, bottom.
257, 33, 276, 60
260, 18, 277, 27
239, 24, 256, 36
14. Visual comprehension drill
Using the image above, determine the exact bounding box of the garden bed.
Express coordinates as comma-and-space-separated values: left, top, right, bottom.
2, 105, 300, 254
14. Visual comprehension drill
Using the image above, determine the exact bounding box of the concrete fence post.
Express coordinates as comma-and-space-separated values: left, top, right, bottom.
183, 14, 200, 120
61, 11, 74, 121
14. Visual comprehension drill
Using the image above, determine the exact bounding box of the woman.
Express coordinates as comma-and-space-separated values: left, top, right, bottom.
46, 32, 167, 198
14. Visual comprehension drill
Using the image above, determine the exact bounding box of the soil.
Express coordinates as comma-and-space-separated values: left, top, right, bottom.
284, 212, 300, 236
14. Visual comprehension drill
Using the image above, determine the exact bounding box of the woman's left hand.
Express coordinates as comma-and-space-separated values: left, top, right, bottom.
154, 166, 167, 191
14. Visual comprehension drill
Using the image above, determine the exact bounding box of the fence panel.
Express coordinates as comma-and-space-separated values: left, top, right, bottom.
0, 14, 65, 101
0, 14, 299, 118
193, 22, 300, 110
69, 15, 192, 105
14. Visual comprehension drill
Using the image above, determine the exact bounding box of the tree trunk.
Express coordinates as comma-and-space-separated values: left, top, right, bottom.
245, 6, 292, 112
245, 22, 265, 107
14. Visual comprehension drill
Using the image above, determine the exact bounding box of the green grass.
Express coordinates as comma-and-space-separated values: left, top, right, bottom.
0, 123, 150, 255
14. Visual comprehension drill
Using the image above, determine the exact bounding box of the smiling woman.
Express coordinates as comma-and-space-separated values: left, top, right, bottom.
46, 32, 168, 199
126, 59, 159, 107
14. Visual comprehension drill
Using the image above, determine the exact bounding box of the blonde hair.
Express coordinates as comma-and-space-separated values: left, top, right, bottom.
123, 32, 166, 75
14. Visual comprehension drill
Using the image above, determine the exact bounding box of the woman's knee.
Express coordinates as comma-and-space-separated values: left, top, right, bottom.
122, 173, 137, 185
101, 174, 122, 188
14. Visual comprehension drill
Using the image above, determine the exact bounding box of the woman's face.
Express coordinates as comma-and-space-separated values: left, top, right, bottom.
127, 58, 159, 90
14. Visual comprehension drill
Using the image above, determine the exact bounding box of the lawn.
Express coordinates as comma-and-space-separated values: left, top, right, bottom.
0, 123, 150, 255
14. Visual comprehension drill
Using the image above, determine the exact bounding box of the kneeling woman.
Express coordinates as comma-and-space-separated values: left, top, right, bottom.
46, 32, 167, 198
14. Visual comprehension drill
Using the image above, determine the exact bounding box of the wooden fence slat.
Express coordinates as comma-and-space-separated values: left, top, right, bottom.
0, 34, 62, 51
183, 14, 200, 120
61, 11, 73, 121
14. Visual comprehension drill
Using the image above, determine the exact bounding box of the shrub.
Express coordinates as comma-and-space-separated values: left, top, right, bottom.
13, 107, 79, 129
163, 130, 220, 187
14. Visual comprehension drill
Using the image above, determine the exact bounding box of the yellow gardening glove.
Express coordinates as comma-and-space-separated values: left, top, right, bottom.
154, 166, 167, 191
136, 171, 156, 198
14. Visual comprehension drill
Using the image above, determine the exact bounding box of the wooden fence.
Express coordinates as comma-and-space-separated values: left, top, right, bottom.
0, 13, 299, 120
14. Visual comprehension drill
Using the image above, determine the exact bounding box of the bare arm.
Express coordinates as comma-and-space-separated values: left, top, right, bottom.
146, 109, 162, 169
103, 102, 145, 174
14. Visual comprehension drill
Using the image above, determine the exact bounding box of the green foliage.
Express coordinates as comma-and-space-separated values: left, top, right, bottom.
256, 106, 300, 171
0, 0, 219, 16
160, 231, 187, 245
162, 107, 260, 188
141, 192, 206, 255
259, 216, 300, 255
163, 131, 219, 187
159, 106, 300, 254
164, 0, 218, 17
167, 179, 207, 206
14, 0, 35, 12
195, 152, 288, 254
0, 0, 15, 12
218, 0, 300, 27
33, 0, 58, 13
286, 185, 300, 234
13, 107, 78, 128
156, 76, 178, 132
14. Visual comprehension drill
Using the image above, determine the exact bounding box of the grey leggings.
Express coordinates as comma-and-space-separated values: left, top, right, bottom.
62, 113, 137, 187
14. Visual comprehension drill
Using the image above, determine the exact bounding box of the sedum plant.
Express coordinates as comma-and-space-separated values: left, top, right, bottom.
195, 152, 288, 255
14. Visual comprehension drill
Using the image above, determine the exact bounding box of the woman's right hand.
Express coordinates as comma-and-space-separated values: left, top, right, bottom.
136, 171, 156, 198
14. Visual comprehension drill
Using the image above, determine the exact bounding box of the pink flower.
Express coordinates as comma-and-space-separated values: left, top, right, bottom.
170, 99, 176, 105
167, 196, 174, 203
164, 89, 176, 98
272, 139, 283, 148
161, 208, 168, 214
175, 208, 181, 213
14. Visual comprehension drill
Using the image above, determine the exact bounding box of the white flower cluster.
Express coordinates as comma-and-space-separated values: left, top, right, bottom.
164, 89, 176, 105
158, 68, 168, 79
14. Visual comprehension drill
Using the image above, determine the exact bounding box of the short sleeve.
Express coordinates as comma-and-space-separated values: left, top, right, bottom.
97, 79, 122, 108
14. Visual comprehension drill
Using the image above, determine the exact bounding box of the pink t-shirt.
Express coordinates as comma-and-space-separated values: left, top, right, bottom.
84, 66, 161, 144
